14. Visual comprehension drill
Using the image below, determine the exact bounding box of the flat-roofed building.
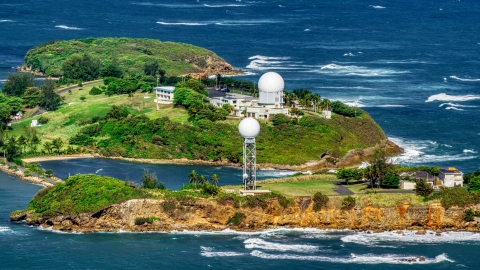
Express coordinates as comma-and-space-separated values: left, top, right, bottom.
154, 86, 175, 104
439, 167, 463, 187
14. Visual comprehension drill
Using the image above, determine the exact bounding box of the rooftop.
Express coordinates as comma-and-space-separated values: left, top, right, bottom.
154, 86, 175, 92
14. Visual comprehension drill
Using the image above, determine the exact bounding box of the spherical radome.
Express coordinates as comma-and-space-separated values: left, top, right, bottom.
258, 72, 284, 93
238, 118, 261, 138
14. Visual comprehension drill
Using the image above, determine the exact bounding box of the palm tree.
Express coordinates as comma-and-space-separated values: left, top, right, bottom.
17, 135, 28, 154
188, 170, 198, 189
211, 174, 219, 186
52, 138, 64, 155
30, 135, 40, 154
199, 175, 206, 186
43, 141, 53, 154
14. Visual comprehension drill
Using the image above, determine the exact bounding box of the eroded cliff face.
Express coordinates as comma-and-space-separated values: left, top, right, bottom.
14, 197, 480, 233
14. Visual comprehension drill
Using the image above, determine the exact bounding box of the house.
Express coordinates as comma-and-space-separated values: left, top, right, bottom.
210, 93, 253, 116
154, 86, 175, 104
439, 167, 463, 187
400, 180, 416, 190
399, 171, 437, 190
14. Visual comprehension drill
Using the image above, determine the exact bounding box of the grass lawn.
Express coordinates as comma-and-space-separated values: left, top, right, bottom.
353, 193, 438, 207
222, 174, 339, 198
9, 81, 189, 146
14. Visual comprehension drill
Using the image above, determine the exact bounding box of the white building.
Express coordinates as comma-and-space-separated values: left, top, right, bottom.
245, 72, 289, 119
154, 86, 175, 104
210, 93, 253, 116
439, 167, 463, 187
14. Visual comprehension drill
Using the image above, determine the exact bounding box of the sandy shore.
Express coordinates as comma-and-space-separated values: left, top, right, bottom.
22, 154, 98, 163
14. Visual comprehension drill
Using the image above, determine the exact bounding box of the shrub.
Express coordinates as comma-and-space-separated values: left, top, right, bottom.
89, 86, 103, 95
135, 216, 158, 225
227, 212, 246, 226
312, 192, 329, 211
382, 173, 400, 188
13, 158, 23, 166
464, 208, 480, 222
162, 201, 176, 213
438, 187, 480, 209
271, 114, 291, 126
45, 169, 54, 177
341, 196, 356, 210
141, 169, 161, 189
69, 133, 96, 146
24, 169, 32, 177
38, 116, 49, 124
414, 179, 433, 197
201, 182, 221, 196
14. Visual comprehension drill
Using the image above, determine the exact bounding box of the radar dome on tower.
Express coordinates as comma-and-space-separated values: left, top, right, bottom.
258, 72, 285, 105
238, 117, 260, 138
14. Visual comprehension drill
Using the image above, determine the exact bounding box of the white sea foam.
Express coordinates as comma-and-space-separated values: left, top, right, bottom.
439, 102, 477, 108
315, 63, 408, 77
37, 226, 83, 234
55, 25, 83, 30
426, 93, 480, 102
251, 250, 452, 264
463, 149, 477, 154
157, 21, 208, 26
0, 226, 12, 233
445, 107, 463, 111
370, 5, 386, 9
342, 230, 480, 245
133, 2, 202, 8
200, 246, 244, 257
304, 28, 310, 31
244, 238, 319, 252
0, 19, 14, 22
343, 52, 355, 57
204, 4, 246, 7
376, 104, 406, 108
449, 75, 480, 82
246, 55, 307, 71
389, 136, 477, 164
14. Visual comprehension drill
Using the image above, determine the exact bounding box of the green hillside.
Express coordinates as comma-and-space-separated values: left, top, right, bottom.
23, 37, 228, 77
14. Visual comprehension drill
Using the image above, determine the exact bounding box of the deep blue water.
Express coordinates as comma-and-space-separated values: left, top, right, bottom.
1, 0, 480, 268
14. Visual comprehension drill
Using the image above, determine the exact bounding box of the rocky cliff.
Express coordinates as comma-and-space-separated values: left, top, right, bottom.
12, 197, 480, 233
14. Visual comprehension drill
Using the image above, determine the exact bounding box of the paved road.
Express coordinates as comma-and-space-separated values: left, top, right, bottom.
333, 181, 354, 195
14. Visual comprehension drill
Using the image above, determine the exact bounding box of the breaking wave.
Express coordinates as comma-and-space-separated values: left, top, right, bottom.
342, 230, 480, 245
426, 93, 480, 102
449, 76, 480, 82
55, 25, 83, 30
157, 21, 207, 26
244, 238, 319, 252
370, 5, 386, 9
200, 246, 244, 257
204, 4, 246, 7
0, 226, 12, 233
0, 19, 14, 22
251, 250, 453, 264
246, 55, 308, 71
316, 63, 408, 77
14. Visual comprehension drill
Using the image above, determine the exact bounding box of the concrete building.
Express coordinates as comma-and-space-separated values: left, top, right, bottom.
439, 167, 463, 187
154, 86, 175, 104
245, 72, 289, 119
210, 93, 253, 116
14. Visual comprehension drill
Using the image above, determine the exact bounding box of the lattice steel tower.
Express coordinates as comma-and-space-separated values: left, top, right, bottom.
238, 118, 261, 190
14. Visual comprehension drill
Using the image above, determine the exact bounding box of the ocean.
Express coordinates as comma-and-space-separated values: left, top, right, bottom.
1, 0, 480, 268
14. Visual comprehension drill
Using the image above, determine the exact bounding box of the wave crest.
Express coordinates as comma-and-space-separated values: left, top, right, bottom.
55, 25, 83, 30
426, 93, 480, 102
450, 75, 480, 82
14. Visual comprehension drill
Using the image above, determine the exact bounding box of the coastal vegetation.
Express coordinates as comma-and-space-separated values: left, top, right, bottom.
23, 37, 232, 78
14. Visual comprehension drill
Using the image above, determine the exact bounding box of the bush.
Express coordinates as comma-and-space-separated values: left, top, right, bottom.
89, 86, 103, 95
13, 158, 23, 166
135, 216, 158, 225
414, 179, 434, 197
201, 182, 221, 196
162, 201, 176, 213
140, 169, 160, 189
312, 192, 329, 211
438, 187, 480, 209
69, 133, 96, 146
382, 173, 400, 188
464, 208, 480, 222
227, 212, 246, 226
271, 114, 291, 126
332, 101, 362, 117
341, 196, 356, 210
38, 116, 49, 124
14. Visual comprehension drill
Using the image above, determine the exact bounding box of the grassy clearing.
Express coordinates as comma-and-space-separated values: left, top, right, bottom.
222, 174, 338, 198
10, 82, 189, 144
353, 193, 437, 207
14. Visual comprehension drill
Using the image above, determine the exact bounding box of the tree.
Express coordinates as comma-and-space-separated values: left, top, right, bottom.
5, 137, 20, 162
211, 173, 219, 186
23, 86, 42, 107
39, 80, 62, 111
188, 170, 198, 189
2, 73, 35, 97
43, 141, 53, 154
415, 179, 433, 197
199, 175, 206, 186
140, 169, 161, 189
365, 147, 394, 188
80, 96, 87, 102
144, 61, 159, 77
336, 168, 362, 185
101, 61, 123, 78
0, 104, 12, 132
175, 78, 208, 96
381, 173, 400, 188
30, 134, 40, 154
467, 176, 480, 192
63, 53, 102, 81
17, 135, 28, 154
52, 138, 64, 154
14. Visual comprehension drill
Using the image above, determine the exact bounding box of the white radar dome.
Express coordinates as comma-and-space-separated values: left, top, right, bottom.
258, 72, 284, 93
238, 118, 261, 138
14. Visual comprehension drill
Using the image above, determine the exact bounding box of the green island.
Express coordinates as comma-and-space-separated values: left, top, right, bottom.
3, 37, 480, 233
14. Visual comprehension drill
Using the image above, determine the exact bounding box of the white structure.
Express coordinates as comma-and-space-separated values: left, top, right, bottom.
400, 180, 416, 190
245, 72, 289, 119
238, 118, 260, 190
439, 168, 463, 187
154, 86, 175, 104
322, 110, 332, 119
210, 93, 254, 116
